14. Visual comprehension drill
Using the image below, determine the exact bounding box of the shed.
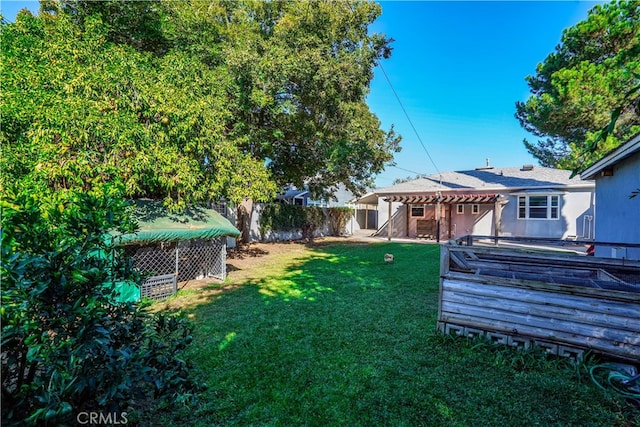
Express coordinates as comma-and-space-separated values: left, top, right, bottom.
111, 201, 241, 301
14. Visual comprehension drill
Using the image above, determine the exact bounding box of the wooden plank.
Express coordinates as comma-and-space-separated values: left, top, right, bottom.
440, 300, 639, 345
597, 269, 627, 284
467, 258, 637, 285
441, 287, 640, 332
449, 251, 473, 271
440, 245, 450, 276
437, 246, 448, 327
442, 279, 640, 319
465, 260, 597, 277
447, 244, 640, 270
439, 310, 640, 360
444, 271, 640, 302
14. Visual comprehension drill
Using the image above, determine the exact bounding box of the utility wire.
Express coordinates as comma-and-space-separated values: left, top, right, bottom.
378, 62, 442, 178
391, 165, 427, 176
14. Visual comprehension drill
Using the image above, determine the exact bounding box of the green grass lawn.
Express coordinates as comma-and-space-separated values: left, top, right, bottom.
145, 241, 639, 426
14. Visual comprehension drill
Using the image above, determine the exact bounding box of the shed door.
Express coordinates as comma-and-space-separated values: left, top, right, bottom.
356, 209, 378, 230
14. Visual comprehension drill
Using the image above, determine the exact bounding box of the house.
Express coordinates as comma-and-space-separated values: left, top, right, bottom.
275, 185, 357, 208
358, 165, 595, 241
581, 133, 640, 260
275, 188, 310, 206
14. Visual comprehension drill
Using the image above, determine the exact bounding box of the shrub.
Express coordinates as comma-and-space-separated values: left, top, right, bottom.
326, 207, 354, 236
1, 188, 202, 425
259, 204, 325, 239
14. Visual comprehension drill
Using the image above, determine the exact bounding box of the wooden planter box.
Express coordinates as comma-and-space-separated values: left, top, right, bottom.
439, 241, 640, 362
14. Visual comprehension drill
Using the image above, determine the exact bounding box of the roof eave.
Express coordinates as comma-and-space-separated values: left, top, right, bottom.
377, 182, 593, 197
581, 133, 640, 180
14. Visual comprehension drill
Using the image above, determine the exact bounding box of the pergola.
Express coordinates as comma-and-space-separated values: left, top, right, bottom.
383, 193, 500, 204
381, 193, 506, 242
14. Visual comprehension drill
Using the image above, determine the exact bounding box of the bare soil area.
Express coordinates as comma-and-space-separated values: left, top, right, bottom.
177, 236, 363, 292
227, 236, 355, 267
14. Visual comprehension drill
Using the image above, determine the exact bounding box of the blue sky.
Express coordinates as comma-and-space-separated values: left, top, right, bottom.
368, 1, 603, 187
2, 0, 603, 188
0, 0, 39, 22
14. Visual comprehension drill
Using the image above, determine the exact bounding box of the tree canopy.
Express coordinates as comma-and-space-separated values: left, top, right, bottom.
515, 0, 639, 170
1, 0, 400, 209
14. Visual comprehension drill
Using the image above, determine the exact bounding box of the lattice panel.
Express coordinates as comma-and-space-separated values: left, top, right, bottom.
124, 238, 227, 301
438, 322, 586, 362
176, 238, 227, 282
125, 242, 177, 277
140, 274, 176, 300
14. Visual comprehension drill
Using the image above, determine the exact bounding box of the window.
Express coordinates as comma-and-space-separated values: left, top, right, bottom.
210, 201, 228, 218
517, 195, 559, 220
456, 205, 464, 214
411, 206, 424, 217
307, 199, 328, 207
471, 204, 480, 214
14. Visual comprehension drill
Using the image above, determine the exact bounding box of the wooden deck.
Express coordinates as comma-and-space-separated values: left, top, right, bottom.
438, 239, 640, 361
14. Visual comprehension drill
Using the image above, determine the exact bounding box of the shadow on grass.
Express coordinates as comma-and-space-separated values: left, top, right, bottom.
147, 241, 640, 427
162, 241, 441, 311
227, 244, 269, 260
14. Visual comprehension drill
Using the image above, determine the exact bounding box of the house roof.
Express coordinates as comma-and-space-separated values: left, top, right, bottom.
375, 166, 592, 196
580, 133, 640, 180
353, 191, 379, 205
276, 188, 309, 200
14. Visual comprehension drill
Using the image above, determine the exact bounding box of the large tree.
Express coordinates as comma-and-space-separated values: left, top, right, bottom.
1, 5, 276, 210
156, 0, 401, 199
515, 0, 640, 170
1, 0, 400, 208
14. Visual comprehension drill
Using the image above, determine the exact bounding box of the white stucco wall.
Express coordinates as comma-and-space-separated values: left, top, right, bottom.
374, 201, 404, 237
500, 190, 594, 239
450, 204, 494, 238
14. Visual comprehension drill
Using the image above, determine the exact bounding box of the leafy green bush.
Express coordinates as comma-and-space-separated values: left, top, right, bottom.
326, 207, 354, 236
1, 188, 202, 425
259, 204, 326, 239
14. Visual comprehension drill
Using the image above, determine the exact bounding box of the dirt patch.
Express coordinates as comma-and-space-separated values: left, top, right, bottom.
226, 236, 361, 267
177, 236, 357, 291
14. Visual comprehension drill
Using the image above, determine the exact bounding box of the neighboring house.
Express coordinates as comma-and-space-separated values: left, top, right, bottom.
581, 133, 640, 260
357, 165, 595, 241
276, 188, 311, 206
275, 185, 356, 207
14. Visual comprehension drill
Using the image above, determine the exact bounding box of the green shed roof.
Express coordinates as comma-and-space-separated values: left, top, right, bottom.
111, 200, 240, 245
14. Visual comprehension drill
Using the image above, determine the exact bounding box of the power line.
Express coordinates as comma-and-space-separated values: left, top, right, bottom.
390, 165, 426, 176
378, 62, 441, 177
